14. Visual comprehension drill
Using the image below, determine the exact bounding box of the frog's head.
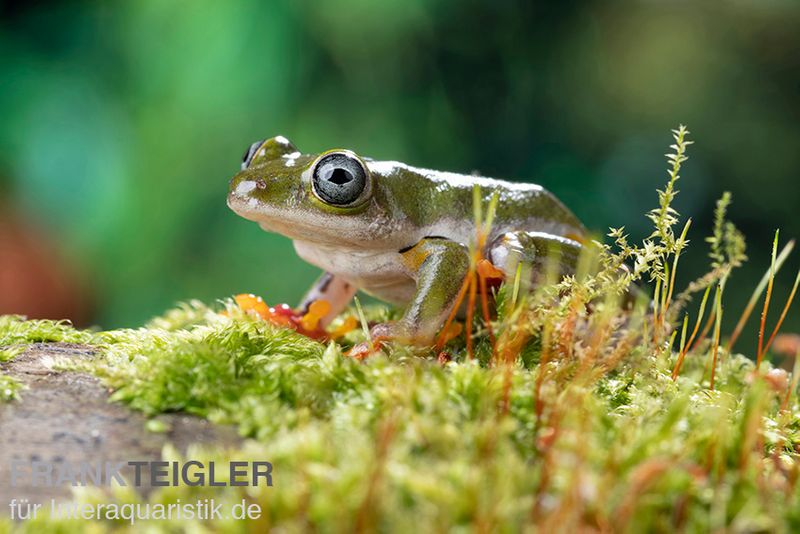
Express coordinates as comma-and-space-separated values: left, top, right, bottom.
228, 136, 393, 245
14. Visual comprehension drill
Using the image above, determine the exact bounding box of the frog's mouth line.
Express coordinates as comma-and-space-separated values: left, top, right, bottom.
226, 193, 296, 235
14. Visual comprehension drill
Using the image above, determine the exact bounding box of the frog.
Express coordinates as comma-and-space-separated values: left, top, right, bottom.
227, 136, 587, 346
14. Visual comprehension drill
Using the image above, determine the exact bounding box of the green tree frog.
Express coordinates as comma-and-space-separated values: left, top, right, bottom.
228, 136, 586, 346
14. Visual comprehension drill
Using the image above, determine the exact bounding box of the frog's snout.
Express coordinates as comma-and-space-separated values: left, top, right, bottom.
227, 173, 257, 213
228, 166, 274, 209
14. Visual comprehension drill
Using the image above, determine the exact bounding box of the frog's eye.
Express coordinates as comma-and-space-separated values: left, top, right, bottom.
241, 140, 265, 170
311, 152, 369, 207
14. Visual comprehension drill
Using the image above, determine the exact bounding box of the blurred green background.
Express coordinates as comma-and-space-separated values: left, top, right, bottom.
1, 0, 798, 343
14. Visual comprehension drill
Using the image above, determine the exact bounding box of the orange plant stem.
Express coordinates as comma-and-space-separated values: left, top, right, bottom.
465, 272, 478, 360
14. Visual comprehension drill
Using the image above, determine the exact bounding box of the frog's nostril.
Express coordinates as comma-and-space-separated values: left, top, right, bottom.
255, 178, 267, 190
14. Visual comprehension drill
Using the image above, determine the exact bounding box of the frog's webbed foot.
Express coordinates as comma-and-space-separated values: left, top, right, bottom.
347, 323, 407, 360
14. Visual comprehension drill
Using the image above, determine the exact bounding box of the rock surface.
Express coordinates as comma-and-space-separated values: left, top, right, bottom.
0, 343, 239, 505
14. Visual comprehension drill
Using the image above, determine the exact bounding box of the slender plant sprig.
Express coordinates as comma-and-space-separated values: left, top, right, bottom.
656, 219, 692, 337
710, 192, 746, 274
511, 263, 523, 312
478, 190, 500, 348
708, 282, 724, 390
709, 192, 733, 269
353, 296, 373, 353
761, 267, 800, 359
781, 345, 800, 412
672, 285, 712, 380
665, 191, 747, 356
672, 192, 747, 317
757, 231, 780, 368
727, 239, 794, 352
643, 126, 693, 342
676, 315, 689, 368
648, 125, 693, 253
601, 127, 693, 298
494, 265, 529, 368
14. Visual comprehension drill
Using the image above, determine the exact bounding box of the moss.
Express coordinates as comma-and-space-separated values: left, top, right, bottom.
0, 315, 97, 361
1, 300, 799, 531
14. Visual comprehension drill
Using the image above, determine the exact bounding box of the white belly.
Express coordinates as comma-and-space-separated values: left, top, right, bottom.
292, 240, 416, 306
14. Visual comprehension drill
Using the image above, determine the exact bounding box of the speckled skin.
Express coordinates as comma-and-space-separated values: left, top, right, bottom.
228, 136, 586, 345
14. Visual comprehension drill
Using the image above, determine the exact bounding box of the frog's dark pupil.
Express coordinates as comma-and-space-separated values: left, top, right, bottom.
329, 167, 353, 185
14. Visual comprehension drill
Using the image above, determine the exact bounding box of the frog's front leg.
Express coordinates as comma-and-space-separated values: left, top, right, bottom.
298, 272, 358, 328
371, 237, 470, 346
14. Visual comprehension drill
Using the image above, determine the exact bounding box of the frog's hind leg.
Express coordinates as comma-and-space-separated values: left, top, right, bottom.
490, 232, 647, 316
298, 272, 358, 328
488, 231, 582, 293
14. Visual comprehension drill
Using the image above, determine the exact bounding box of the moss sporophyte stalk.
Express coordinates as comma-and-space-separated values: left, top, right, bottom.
2, 127, 800, 531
